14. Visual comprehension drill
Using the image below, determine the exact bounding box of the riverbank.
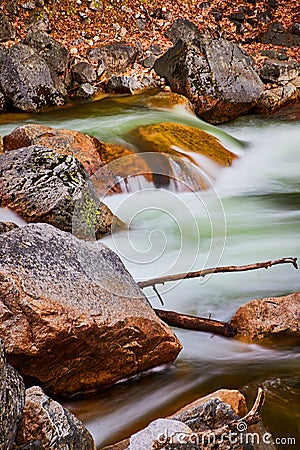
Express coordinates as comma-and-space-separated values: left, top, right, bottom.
0, 0, 299, 121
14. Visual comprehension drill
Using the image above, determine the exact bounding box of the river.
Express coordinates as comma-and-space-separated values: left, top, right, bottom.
0, 95, 299, 448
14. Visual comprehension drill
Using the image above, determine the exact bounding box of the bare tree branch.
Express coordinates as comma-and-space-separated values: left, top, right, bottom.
138, 257, 298, 289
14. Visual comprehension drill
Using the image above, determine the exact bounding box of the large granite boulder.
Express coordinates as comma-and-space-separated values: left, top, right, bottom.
23, 31, 70, 75
14, 386, 95, 449
230, 292, 300, 343
0, 223, 181, 397
0, 340, 25, 450
0, 145, 120, 239
0, 44, 66, 112
154, 36, 264, 124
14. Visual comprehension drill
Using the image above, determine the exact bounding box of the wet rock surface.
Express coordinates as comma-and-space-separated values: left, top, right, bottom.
0, 145, 119, 238
0, 223, 181, 397
14, 386, 95, 449
106, 75, 143, 94
0, 44, 66, 112
230, 292, 300, 343
0, 340, 25, 450
154, 33, 264, 124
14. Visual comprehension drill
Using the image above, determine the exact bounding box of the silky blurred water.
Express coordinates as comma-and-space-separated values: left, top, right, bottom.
1, 97, 299, 448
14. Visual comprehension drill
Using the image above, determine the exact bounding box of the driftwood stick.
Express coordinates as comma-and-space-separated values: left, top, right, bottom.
240, 386, 265, 427
154, 309, 236, 337
138, 257, 298, 288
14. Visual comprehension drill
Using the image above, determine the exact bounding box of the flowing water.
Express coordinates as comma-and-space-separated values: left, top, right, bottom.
0, 96, 299, 448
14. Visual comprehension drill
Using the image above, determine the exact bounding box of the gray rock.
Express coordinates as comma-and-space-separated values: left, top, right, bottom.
97, 59, 106, 78
0, 223, 181, 397
154, 38, 264, 124
128, 418, 193, 450
87, 43, 138, 74
254, 83, 298, 114
76, 82, 95, 99
142, 55, 156, 69
0, 44, 66, 112
292, 23, 300, 36
26, 11, 51, 33
260, 59, 299, 83
72, 61, 97, 84
0, 222, 19, 234
259, 29, 300, 48
14, 386, 95, 449
128, 399, 245, 450
0, 340, 25, 450
0, 11, 16, 42
23, 31, 70, 74
0, 89, 6, 111
165, 18, 201, 44
106, 75, 143, 94
0, 145, 118, 239
21, 1, 37, 10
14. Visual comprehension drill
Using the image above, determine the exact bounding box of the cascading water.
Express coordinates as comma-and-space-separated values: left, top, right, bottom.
1, 96, 299, 448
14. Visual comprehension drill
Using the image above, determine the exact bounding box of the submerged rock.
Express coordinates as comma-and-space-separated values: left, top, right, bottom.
143, 91, 193, 113
129, 122, 237, 190
14, 386, 95, 449
0, 145, 120, 238
154, 34, 264, 123
0, 223, 181, 397
230, 292, 300, 343
0, 44, 66, 112
0, 340, 25, 450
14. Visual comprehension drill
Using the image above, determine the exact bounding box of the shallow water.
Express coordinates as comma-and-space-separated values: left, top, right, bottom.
1, 97, 299, 448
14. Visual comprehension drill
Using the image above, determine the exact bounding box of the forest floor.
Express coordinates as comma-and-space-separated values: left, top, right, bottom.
1, 0, 300, 71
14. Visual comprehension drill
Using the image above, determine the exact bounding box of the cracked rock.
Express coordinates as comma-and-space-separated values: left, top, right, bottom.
0, 223, 181, 397
154, 34, 264, 123
14, 386, 95, 449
